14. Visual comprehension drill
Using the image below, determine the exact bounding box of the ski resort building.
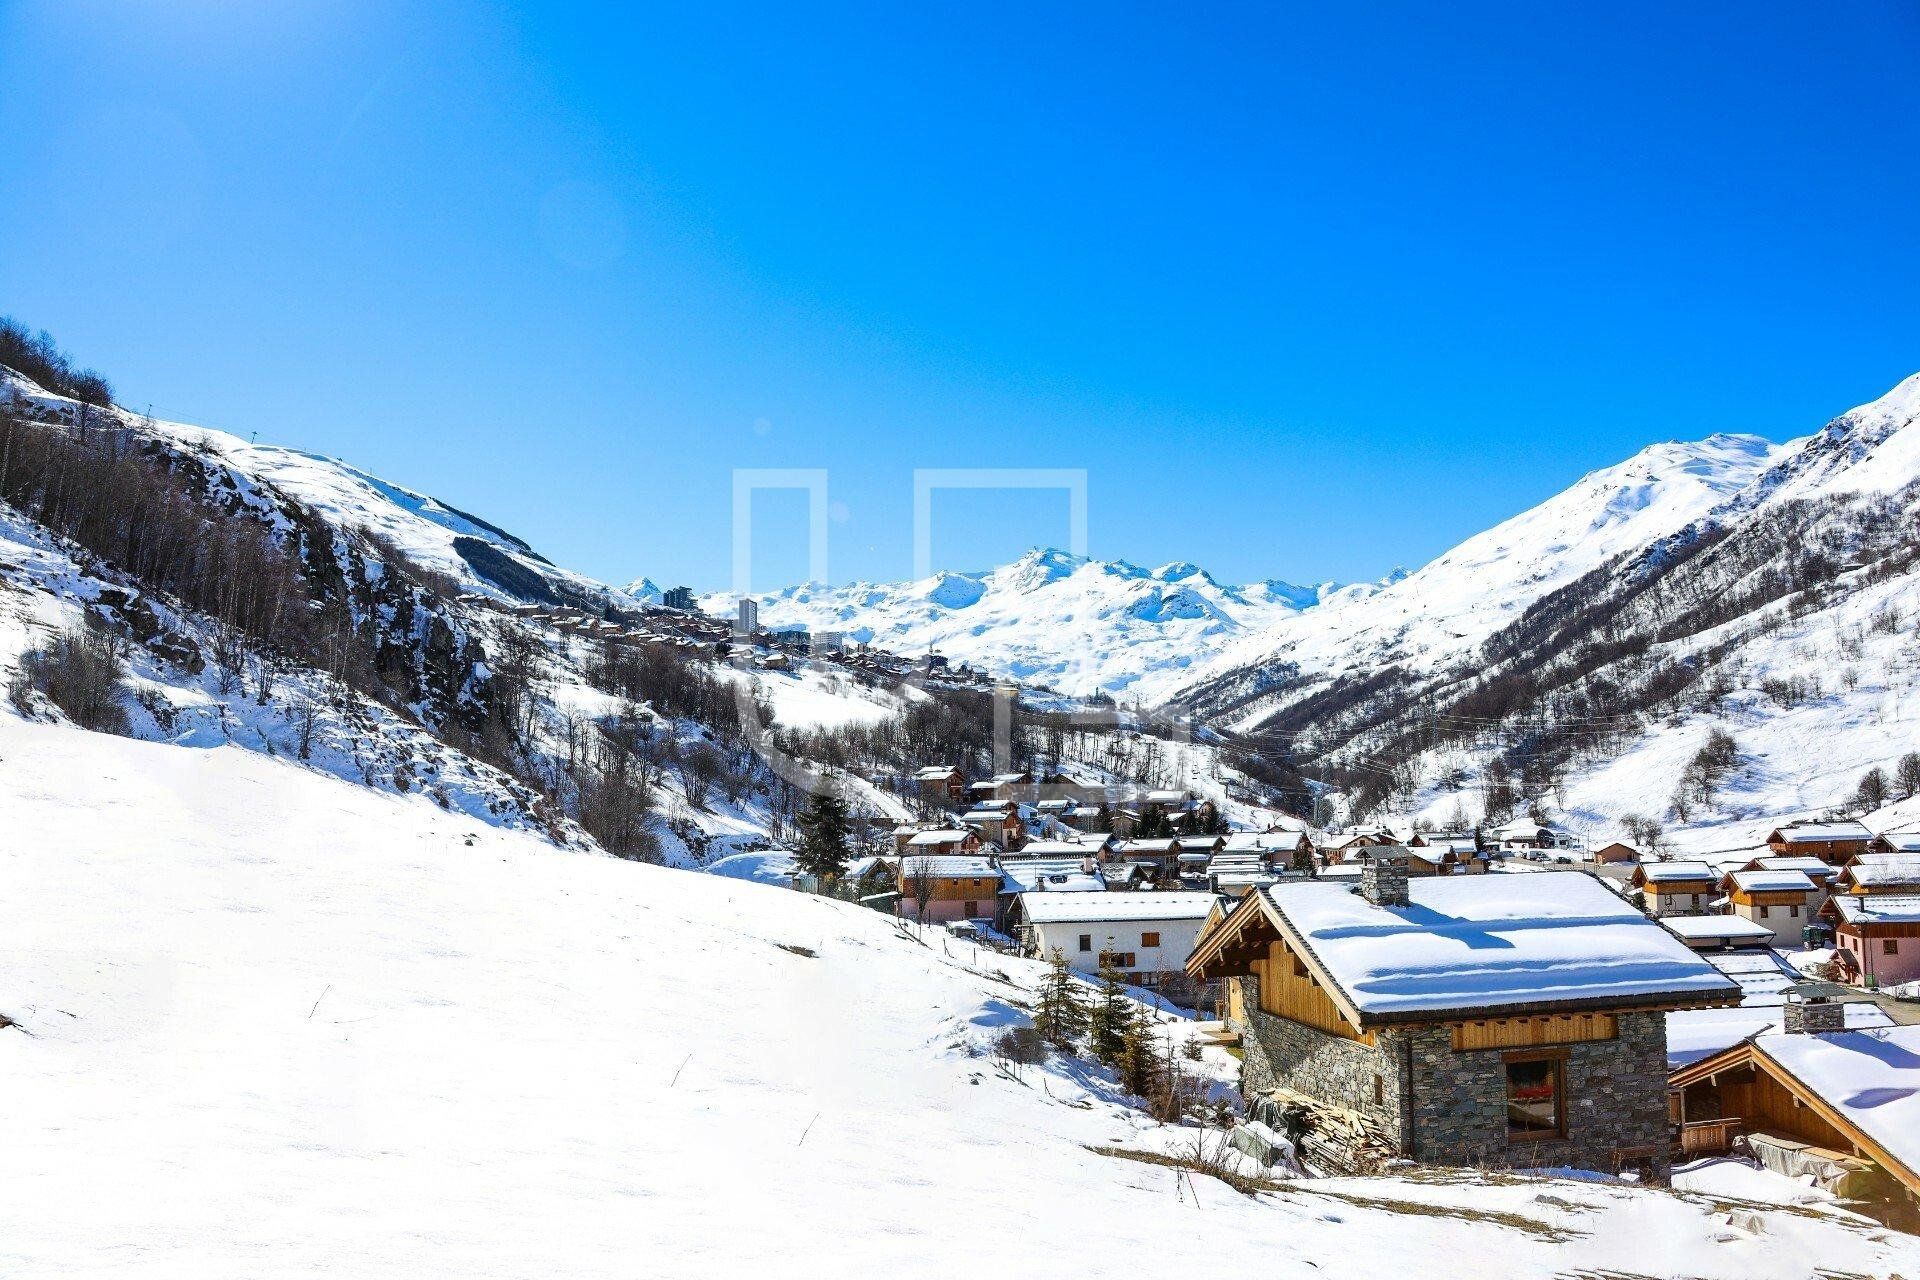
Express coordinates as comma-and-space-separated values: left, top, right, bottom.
1189, 859, 1738, 1181
895, 853, 1000, 925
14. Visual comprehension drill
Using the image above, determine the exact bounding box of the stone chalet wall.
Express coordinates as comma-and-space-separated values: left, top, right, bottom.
1229, 976, 1673, 1182
1230, 977, 1405, 1138
1400, 1011, 1673, 1182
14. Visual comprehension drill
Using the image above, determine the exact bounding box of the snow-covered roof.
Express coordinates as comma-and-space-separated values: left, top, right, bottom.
1829, 894, 1920, 925
1754, 1026, 1920, 1188
1725, 869, 1819, 894
1018, 891, 1218, 925
905, 829, 974, 847
1636, 860, 1716, 883
899, 854, 996, 877
1871, 832, 1920, 852
1242, 872, 1738, 1021
913, 765, 960, 779
1112, 838, 1179, 854
1666, 1002, 1895, 1070
1770, 821, 1872, 843
1749, 855, 1837, 879
1662, 914, 1775, 943
1842, 854, 1920, 889
1015, 840, 1101, 857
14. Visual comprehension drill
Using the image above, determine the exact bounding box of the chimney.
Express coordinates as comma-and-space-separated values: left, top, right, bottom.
1783, 992, 1847, 1035
1360, 848, 1411, 908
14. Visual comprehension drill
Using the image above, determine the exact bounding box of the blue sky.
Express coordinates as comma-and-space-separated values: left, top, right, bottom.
3, 2, 1917, 593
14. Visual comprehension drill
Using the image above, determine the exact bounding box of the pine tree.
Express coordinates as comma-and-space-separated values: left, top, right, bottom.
1032, 949, 1086, 1050
1117, 1009, 1159, 1099
793, 781, 853, 885
1087, 960, 1134, 1065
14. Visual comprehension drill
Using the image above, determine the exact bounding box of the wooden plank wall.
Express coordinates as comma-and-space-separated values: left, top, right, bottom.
1254, 941, 1368, 1041
1450, 1013, 1617, 1051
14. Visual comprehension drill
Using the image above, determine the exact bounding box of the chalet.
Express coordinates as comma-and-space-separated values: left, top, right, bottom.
1670, 994, 1920, 1222
1591, 842, 1640, 865
894, 827, 981, 857
1821, 893, 1920, 988
961, 801, 1026, 850
1321, 827, 1393, 864
969, 772, 1034, 804
1349, 842, 1454, 877
1630, 861, 1719, 917
913, 765, 967, 808
1190, 860, 1738, 1181
1765, 819, 1873, 865
1834, 852, 1920, 895
1866, 831, 1920, 855
1745, 853, 1840, 886
1014, 891, 1218, 986
1666, 953, 1894, 1071
896, 853, 1001, 925
1718, 868, 1824, 947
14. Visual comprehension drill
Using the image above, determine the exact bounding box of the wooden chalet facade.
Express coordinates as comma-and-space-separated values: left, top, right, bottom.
1718, 868, 1823, 947
1630, 861, 1719, 918
1765, 820, 1873, 865
1190, 859, 1737, 1181
895, 853, 1000, 925
1669, 1000, 1920, 1225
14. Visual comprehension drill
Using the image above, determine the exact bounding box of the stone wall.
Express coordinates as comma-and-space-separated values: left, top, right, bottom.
1230, 982, 1674, 1183
1232, 977, 1405, 1138
1397, 1011, 1673, 1182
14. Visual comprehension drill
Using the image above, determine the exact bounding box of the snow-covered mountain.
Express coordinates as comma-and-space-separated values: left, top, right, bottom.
718, 431, 1787, 707
1210, 371, 1920, 845
709, 549, 1337, 698
1178, 430, 1790, 726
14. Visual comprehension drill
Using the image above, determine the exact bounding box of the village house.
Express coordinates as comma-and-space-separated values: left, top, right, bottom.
1012, 890, 1218, 987
1745, 853, 1840, 887
1717, 868, 1824, 947
895, 853, 1000, 925
1669, 991, 1920, 1224
1866, 830, 1920, 855
1490, 819, 1576, 851
912, 765, 967, 808
1823, 853, 1920, 972
1630, 860, 1719, 917
1189, 859, 1738, 1181
893, 826, 981, 857
960, 800, 1027, 850
1591, 841, 1640, 865
1764, 819, 1873, 865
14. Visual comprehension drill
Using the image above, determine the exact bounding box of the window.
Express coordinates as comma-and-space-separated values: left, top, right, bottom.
1141, 931, 1161, 949
1790, 904, 1800, 918
1099, 951, 1136, 970
1373, 1075, 1385, 1107
1886, 939, 1901, 956
1078, 934, 1092, 953
963, 901, 978, 918
1758, 905, 1770, 919
1504, 1051, 1566, 1142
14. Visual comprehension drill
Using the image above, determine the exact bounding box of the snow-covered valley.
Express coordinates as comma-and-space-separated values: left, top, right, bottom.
6, 713, 1914, 1279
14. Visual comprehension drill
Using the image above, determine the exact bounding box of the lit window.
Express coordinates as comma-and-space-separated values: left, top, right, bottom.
1505, 1053, 1565, 1141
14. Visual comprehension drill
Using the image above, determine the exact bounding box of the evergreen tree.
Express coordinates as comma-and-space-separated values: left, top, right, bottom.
1087, 960, 1134, 1065
793, 781, 853, 885
1032, 949, 1086, 1050
1116, 1009, 1159, 1099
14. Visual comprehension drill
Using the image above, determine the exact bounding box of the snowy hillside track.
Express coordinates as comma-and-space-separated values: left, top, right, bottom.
5, 716, 1914, 1279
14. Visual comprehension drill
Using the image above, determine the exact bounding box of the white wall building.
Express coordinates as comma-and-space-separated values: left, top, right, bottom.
1015, 891, 1218, 986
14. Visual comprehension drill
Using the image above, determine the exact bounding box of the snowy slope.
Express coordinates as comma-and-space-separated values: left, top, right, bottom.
2, 368, 638, 612
5, 711, 1912, 1279
1182, 432, 1787, 727
716, 548, 1332, 699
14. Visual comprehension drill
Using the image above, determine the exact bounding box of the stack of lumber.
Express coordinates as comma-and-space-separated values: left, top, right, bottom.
1249, 1087, 1397, 1174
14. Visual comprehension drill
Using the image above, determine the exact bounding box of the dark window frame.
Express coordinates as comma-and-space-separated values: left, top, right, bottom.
1502, 1048, 1569, 1144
